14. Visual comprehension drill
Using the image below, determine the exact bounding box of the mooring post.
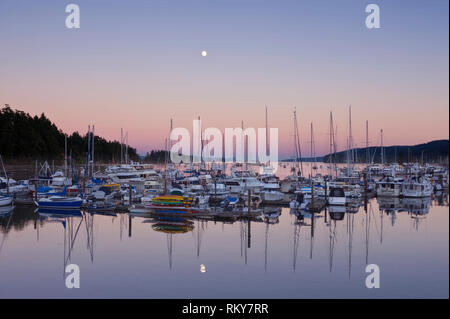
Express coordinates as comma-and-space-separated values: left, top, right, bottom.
324, 178, 328, 204
128, 214, 132, 237
248, 189, 251, 213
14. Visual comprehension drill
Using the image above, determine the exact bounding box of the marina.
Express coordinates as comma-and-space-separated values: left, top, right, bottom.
0, 0, 448, 302
0, 158, 448, 298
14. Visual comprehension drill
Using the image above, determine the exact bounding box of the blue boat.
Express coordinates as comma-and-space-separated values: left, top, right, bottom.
37, 196, 83, 209
220, 196, 239, 208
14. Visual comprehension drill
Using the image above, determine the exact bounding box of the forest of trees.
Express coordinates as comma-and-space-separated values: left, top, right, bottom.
0, 105, 139, 163
321, 140, 449, 164
143, 150, 169, 163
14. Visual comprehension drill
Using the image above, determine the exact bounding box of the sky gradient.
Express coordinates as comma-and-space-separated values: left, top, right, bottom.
0, 0, 448, 158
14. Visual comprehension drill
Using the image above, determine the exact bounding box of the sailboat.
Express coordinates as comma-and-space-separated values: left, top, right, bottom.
36, 196, 83, 209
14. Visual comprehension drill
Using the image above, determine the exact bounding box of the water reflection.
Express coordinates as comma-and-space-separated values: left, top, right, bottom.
0, 194, 447, 298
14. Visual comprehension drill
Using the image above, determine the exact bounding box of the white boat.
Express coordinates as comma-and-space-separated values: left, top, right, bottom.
376, 176, 404, 197
328, 187, 346, 206
223, 179, 244, 194
260, 183, 284, 204
208, 183, 229, 201
51, 170, 72, 186
402, 177, 433, 198
0, 195, 13, 206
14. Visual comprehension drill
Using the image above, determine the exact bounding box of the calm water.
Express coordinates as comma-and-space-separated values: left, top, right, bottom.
0, 163, 448, 299
0, 195, 448, 299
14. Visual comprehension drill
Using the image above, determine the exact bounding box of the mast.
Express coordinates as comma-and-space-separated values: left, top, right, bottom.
293, 108, 303, 177
64, 134, 68, 177
241, 120, 246, 171
265, 106, 269, 159
169, 118, 173, 163
380, 129, 384, 165
366, 120, 369, 164
293, 109, 298, 174
329, 112, 333, 177
199, 116, 202, 166
92, 125, 95, 175
86, 125, 91, 177
125, 131, 129, 164
347, 106, 353, 176
310, 122, 315, 177
120, 128, 123, 164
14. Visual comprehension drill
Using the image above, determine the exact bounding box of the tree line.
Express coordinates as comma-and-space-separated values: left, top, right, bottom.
0, 105, 139, 163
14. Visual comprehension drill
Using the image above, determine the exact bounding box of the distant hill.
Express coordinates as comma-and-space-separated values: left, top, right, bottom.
0, 105, 139, 163
284, 140, 449, 164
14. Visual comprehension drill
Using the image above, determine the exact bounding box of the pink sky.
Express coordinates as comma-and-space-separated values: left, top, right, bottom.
0, 1, 448, 158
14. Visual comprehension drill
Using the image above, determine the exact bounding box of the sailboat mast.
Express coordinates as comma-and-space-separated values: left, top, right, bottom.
86, 125, 91, 177
366, 120, 369, 164
380, 129, 384, 165
120, 128, 123, 164
199, 116, 202, 166
293, 109, 302, 176
329, 112, 333, 176
125, 131, 128, 164
92, 125, 95, 175
64, 134, 68, 177
310, 122, 314, 178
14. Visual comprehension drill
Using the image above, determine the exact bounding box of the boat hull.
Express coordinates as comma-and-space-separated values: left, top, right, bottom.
37, 199, 83, 209
328, 197, 346, 206
0, 196, 13, 206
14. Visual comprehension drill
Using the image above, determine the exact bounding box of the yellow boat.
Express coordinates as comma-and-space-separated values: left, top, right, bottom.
151, 195, 193, 208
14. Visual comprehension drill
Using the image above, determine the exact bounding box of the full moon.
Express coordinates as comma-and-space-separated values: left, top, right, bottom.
201, 50, 207, 57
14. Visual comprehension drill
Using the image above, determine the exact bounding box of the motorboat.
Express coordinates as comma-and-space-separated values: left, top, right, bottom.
260, 183, 284, 204
402, 177, 433, 198
36, 196, 83, 209
328, 187, 346, 206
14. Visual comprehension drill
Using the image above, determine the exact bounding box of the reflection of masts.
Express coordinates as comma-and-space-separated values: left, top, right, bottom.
310, 213, 315, 259
240, 220, 248, 265
365, 204, 371, 265
328, 220, 337, 272
264, 223, 269, 272
64, 216, 83, 274
380, 209, 384, 244
346, 213, 354, 278
293, 218, 302, 271
84, 213, 95, 263
167, 234, 173, 270
194, 219, 204, 258
0, 209, 15, 256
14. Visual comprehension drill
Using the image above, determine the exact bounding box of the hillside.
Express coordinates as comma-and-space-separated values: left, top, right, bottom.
283, 140, 449, 164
